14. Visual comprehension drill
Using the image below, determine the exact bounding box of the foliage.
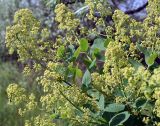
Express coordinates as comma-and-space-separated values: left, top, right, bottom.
5, 0, 160, 126
0, 62, 25, 126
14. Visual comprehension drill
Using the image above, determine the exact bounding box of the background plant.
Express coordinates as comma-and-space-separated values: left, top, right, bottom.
0, 0, 55, 125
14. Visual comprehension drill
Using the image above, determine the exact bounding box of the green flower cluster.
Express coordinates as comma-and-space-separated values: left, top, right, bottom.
7, 83, 55, 126
111, 0, 160, 56
7, 84, 37, 114
92, 41, 148, 102
38, 61, 98, 125
25, 115, 55, 126
84, 0, 112, 38
55, 3, 80, 31
91, 40, 160, 123
5, 9, 52, 65
7, 84, 27, 105
7, 61, 99, 125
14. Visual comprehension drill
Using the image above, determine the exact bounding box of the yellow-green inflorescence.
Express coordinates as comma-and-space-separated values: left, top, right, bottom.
7, 83, 27, 105
55, 3, 80, 31
112, 0, 160, 56
38, 61, 99, 125
7, 61, 99, 125
5, 8, 53, 64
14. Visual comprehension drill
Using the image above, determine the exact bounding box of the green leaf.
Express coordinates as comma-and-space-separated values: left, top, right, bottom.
46, 0, 57, 7
140, 101, 153, 117
87, 89, 100, 100
145, 52, 157, 67
67, 64, 76, 78
80, 38, 89, 52
105, 103, 125, 113
50, 113, 59, 119
75, 68, 82, 78
68, 44, 75, 53
134, 97, 147, 109
89, 58, 96, 69
57, 46, 65, 57
98, 94, 105, 110
136, 43, 157, 67
91, 38, 106, 51
73, 47, 81, 59
75, 5, 90, 16
82, 69, 91, 87
128, 58, 143, 70
136, 43, 149, 56
109, 111, 130, 126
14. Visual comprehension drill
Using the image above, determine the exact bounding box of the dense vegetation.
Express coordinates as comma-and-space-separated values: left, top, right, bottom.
1, 0, 160, 126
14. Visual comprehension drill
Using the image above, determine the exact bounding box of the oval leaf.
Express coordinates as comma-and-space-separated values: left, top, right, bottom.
109, 111, 130, 126
145, 52, 157, 67
82, 69, 91, 87
134, 97, 147, 108
98, 94, 105, 110
73, 47, 81, 59
80, 38, 89, 52
105, 103, 125, 113
128, 58, 143, 70
136, 43, 149, 56
89, 58, 96, 69
75, 68, 82, 78
91, 38, 106, 51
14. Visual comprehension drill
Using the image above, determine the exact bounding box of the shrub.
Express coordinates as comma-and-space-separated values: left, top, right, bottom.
6, 0, 160, 126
